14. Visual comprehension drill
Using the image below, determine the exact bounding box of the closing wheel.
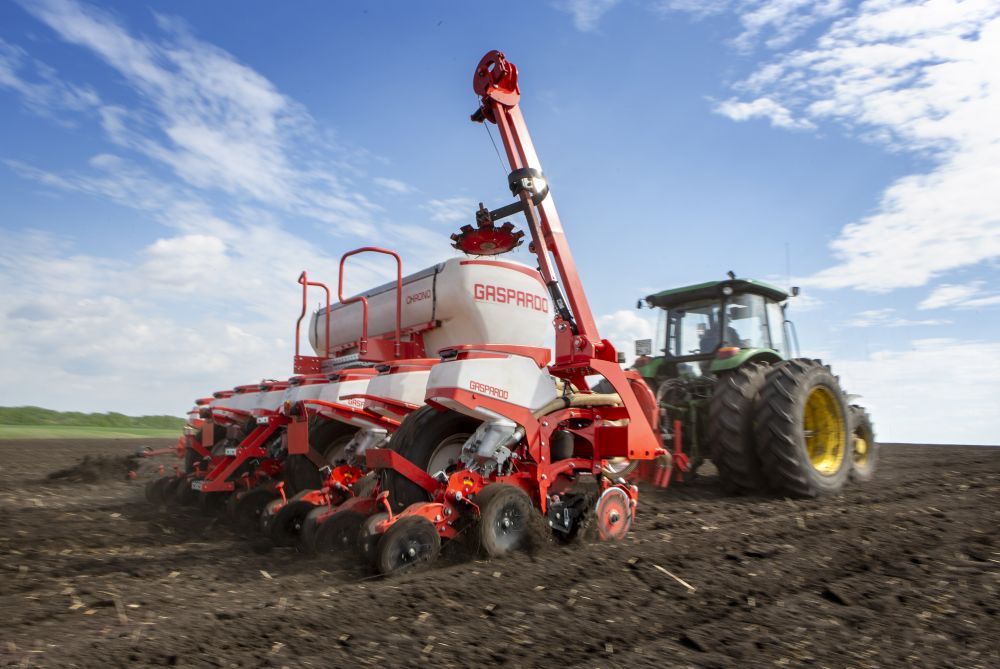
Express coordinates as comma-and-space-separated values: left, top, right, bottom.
269, 500, 317, 547
300, 505, 331, 553
475, 484, 534, 557
754, 359, 852, 497
161, 477, 183, 505
232, 488, 280, 534
145, 476, 171, 505
594, 487, 632, 541
849, 405, 878, 483
260, 498, 284, 535
197, 490, 228, 515
313, 510, 366, 555
376, 516, 441, 575
359, 512, 389, 566
174, 478, 199, 507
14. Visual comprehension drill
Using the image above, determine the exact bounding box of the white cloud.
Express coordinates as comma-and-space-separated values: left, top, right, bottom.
0, 219, 406, 414
961, 295, 1000, 308
14, 0, 381, 235
715, 97, 815, 129
0, 0, 459, 415
919, 281, 983, 309
671, 1, 1000, 292
836, 338, 1000, 445
0, 36, 100, 121
919, 281, 1000, 310
597, 309, 658, 361
552, 0, 622, 32
846, 308, 949, 328
421, 197, 477, 224
373, 177, 415, 194
657, 0, 847, 50
789, 292, 823, 312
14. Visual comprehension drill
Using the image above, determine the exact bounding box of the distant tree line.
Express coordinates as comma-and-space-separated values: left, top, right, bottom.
0, 406, 185, 429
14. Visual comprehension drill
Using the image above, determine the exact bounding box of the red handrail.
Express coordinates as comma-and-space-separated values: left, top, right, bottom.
338, 247, 403, 358
295, 271, 332, 359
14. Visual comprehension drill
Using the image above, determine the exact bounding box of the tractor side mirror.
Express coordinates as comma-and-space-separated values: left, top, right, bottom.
791, 286, 800, 297
617, 352, 626, 364
636, 299, 643, 309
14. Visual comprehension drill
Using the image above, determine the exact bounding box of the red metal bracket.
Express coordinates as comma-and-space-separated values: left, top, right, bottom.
365, 448, 440, 495
295, 271, 332, 374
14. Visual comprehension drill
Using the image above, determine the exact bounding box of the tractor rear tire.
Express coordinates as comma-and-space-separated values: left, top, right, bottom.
849, 406, 878, 483
384, 406, 480, 511
754, 359, 852, 497
707, 362, 770, 493
283, 420, 358, 495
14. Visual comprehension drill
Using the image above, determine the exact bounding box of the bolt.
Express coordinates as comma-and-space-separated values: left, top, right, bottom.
502, 517, 511, 529
408, 547, 417, 557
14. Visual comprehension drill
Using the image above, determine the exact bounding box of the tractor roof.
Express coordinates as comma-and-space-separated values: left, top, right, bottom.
645, 278, 788, 309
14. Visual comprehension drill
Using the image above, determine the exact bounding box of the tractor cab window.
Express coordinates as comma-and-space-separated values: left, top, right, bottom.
725, 293, 771, 350
666, 299, 724, 358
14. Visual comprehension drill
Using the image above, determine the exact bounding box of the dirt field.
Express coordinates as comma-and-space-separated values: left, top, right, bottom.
1, 439, 997, 668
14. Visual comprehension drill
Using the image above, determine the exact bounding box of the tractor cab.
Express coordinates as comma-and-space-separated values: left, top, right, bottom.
636, 278, 793, 384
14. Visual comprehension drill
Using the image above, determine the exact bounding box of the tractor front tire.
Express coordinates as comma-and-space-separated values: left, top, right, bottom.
849, 406, 878, 483
707, 362, 770, 493
754, 359, 852, 497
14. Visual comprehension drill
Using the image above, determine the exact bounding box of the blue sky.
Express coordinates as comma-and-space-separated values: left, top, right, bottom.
1, 0, 997, 444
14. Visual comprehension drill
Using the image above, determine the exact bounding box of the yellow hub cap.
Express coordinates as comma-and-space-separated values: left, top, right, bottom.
803, 387, 845, 475
853, 435, 869, 467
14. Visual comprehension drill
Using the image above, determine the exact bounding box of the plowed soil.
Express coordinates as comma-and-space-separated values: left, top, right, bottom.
1, 439, 997, 668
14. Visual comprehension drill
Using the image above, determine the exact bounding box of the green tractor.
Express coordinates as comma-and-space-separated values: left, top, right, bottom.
633, 275, 876, 497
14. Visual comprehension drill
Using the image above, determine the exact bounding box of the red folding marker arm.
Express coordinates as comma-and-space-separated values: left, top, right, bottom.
471, 50, 663, 458
472, 51, 608, 367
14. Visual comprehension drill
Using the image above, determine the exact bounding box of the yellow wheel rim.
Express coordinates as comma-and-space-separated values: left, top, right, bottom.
853, 434, 869, 467
803, 387, 845, 475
